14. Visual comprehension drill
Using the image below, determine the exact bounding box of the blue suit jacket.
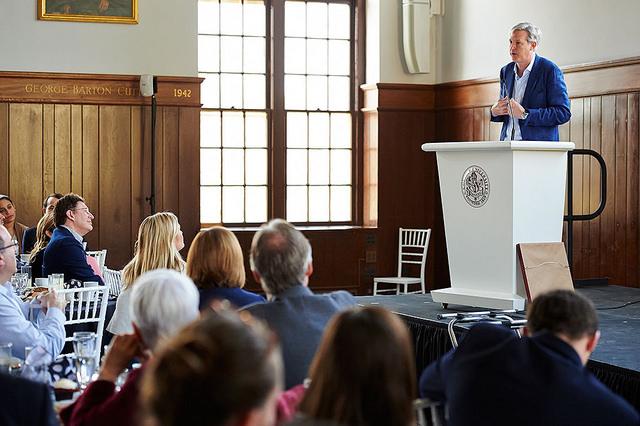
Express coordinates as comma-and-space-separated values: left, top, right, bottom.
420, 323, 639, 426
0, 373, 57, 426
42, 227, 104, 285
491, 55, 571, 141
243, 285, 356, 389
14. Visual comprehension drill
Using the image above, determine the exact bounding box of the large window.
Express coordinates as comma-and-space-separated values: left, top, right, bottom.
198, 0, 359, 225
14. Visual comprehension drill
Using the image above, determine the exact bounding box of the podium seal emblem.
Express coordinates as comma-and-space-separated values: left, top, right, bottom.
461, 165, 490, 208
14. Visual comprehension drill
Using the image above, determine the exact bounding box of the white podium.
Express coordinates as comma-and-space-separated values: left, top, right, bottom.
421, 141, 574, 310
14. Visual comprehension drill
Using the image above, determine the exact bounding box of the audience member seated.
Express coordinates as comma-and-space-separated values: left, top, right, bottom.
420, 290, 640, 426
0, 195, 28, 254
42, 193, 103, 285
187, 226, 264, 310
28, 213, 56, 279
289, 306, 416, 426
0, 371, 57, 426
243, 219, 356, 389
142, 307, 282, 426
107, 212, 185, 335
60, 269, 200, 426
22, 193, 62, 254
0, 224, 66, 359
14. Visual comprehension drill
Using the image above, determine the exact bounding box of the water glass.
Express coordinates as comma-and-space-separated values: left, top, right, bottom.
73, 332, 97, 388
48, 273, 65, 290
10, 273, 29, 296
20, 265, 32, 286
0, 343, 13, 374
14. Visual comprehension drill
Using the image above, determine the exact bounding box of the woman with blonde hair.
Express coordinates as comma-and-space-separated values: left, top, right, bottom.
28, 212, 56, 279
108, 212, 185, 335
187, 226, 264, 310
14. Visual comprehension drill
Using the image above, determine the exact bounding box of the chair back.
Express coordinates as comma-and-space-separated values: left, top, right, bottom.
397, 228, 431, 283
57, 285, 110, 363
86, 249, 108, 275
104, 267, 123, 297
415, 398, 447, 426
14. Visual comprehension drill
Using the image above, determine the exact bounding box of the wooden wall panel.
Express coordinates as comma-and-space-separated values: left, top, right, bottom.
82, 105, 100, 252
43, 105, 55, 195
0, 104, 9, 194
178, 108, 201, 251
71, 105, 83, 194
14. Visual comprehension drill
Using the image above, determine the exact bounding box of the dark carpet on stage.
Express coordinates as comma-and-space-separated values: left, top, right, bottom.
356, 285, 640, 409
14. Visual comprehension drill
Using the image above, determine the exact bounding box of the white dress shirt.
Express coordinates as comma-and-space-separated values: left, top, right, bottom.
0, 282, 66, 359
506, 53, 536, 141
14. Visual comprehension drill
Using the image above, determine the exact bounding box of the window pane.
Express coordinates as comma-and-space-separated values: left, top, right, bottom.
244, 74, 266, 109
330, 149, 351, 184
201, 186, 221, 224
245, 186, 267, 223
287, 149, 307, 185
246, 149, 267, 185
307, 39, 327, 75
328, 3, 350, 39
222, 111, 244, 147
221, 36, 243, 72
198, 0, 219, 34
309, 186, 329, 222
198, 35, 220, 72
200, 73, 220, 108
220, 0, 242, 35
285, 75, 306, 110
307, 75, 327, 110
328, 40, 349, 75
201, 148, 222, 185
308, 149, 329, 185
284, 38, 306, 74
223, 149, 245, 185
306, 2, 327, 38
201, 111, 221, 147
285, 1, 305, 37
244, 1, 265, 37
220, 73, 243, 108
308, 113, 329, 148
286, 112, 307, 148
328, 76, 350, 111
330, 113, 351, 148
244, 37, 265, 73
223, 186, 245, 222
330, 186, 351, 221
287, 186, 308, 222
245, 112, 267, 148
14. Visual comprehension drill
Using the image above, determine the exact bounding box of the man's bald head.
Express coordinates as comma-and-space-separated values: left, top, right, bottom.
0, 225, 17, 282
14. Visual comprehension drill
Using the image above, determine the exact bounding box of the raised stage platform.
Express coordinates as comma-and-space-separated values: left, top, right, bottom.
356, 285, 640, 410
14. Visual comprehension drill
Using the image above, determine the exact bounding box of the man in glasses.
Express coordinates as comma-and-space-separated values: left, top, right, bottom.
0, 224, 66, 359
22, 193, 63, 254
42, 193, 104, 285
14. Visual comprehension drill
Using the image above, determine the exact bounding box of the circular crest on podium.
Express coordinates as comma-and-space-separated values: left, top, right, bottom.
461, 165, 490, 208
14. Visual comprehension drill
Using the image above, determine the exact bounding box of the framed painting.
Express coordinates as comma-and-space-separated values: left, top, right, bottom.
38, 0, 138, 24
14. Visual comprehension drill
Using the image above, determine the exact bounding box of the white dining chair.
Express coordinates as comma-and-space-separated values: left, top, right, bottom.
86, 249, 108, 275
373, 228, 431, 295
57, 285, 110, 363
104, 267, 123, 298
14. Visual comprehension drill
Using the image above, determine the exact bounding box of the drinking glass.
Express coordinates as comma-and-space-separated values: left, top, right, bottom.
0, 343, 13, 374
20, 265, 32, 286
72, 332, 97, 389
10, 273, 29, 296
48, 273, 65, 291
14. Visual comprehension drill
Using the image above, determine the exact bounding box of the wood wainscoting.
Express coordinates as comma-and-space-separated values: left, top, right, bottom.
367, 57, 640, 288
0, 72, 202, 269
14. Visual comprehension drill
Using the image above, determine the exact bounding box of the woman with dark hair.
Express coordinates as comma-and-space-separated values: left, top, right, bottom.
292, 306, 417, 426
0, 195, 28, 253
142, 308, 282, 426
186, 226, 264, 310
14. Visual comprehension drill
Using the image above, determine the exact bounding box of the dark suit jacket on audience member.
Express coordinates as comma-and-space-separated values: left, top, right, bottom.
420, 323, 640, 426
42, 227, 103, 284
244, 285, 356, 389
198, 286, 265, 310
0, 372, 57, 426
22, 226, 36, 254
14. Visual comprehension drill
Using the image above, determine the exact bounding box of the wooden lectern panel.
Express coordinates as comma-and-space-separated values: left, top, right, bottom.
517, 242, 574, 302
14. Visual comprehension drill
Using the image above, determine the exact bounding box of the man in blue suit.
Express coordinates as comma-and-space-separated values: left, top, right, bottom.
491, 22, 571, 141
43, 193, 103, 285
243, 219, 356, 389
419, 290, 639, 426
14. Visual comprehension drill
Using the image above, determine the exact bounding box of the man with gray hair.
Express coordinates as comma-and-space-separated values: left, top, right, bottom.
60, 269, 200, 426
491, 22, 570, 141
244, 218, 356, 389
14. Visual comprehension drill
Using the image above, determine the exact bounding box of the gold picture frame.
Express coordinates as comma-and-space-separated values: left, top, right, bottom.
38, 0, 138, 24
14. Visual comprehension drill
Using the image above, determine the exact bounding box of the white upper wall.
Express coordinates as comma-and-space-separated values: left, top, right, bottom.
0, 0, 197, 77
440, 0, 640, 82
